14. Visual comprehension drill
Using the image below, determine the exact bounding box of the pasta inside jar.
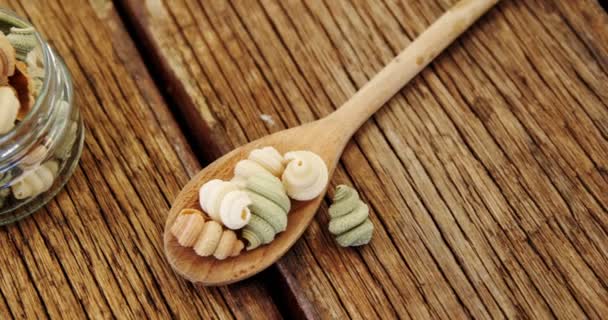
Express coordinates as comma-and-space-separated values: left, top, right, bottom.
0, 9, 83, 224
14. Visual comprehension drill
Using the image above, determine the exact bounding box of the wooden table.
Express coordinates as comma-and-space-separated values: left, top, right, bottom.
1, 0, 606, 318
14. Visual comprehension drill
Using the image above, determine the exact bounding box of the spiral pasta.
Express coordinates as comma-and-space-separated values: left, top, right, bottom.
282, 151, 328, 201
0, 32, 15, 83
232, 147, 284, 186
170, 208, 206, 247
193, 220, 244, 260
328, 185, 374, 247
7, 27, 37, 61
199, 179, 251, 230
219, 190, 252, 230
0, 86, 19, 134
12, 160, 59, 199
241, 174, 290, 250
171, 208, 244, 260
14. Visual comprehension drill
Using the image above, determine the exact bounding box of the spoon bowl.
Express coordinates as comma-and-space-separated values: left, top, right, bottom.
164, 0, 499, 286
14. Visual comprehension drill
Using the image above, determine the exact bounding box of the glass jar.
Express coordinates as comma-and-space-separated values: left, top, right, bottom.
0, 9, 84, 225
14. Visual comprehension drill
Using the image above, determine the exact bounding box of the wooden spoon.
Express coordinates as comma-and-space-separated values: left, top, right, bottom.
166, 0, 499, 286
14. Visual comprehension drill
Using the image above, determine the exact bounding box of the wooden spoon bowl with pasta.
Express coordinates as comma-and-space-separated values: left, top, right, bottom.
166, 121, 343, 285
165, 0, 499, 286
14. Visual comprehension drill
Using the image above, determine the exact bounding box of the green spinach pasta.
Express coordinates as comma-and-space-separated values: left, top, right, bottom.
241, 174, 290, 250
328, 185, 374, 247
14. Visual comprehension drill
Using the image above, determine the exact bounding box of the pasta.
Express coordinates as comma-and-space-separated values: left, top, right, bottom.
328, 185, 374, 247
11, 61, 34, 118
219, 190, 252, 230
241, 215, 275, 250
0, 86, 19, 134
248, 147, 284, 176
282, 150, 328, 201
171, 209, 245, 260
193, 220, 244, 260
241, 174, 290, 250
0, 32, 15, 83
7, 27, 37, 61
12, 160, 59, 199
170, 208, 206, 247
213, 230, 238, 260
193, 220, 223, 256
199, 179, 251, 229
232, 146, 284, 186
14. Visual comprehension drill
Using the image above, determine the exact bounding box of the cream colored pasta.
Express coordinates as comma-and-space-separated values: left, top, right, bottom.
248, 147, 284, 176
213, 230, 237, 260
199, 179, 251, 230
12, 160, 59, 199
230, 240, 244, 256
199, 179, 250, 227
200, 179, 233, 220
282, 151, 328, 201
241, 174, 290, 250
0, 86, 19, 134
219, 190, 252, 230
194, 220, 223, 257
170, 209, 206, 247
232, 147, 285, 186
193, 219, 244, 260
328, 185, 374, 247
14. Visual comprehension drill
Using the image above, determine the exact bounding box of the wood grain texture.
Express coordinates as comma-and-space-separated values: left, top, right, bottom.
165, 0, 498, 286
0, 0, 281, 319
122, 0, 608, 318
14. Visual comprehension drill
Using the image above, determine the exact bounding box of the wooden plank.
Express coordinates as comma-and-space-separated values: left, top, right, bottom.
0, 0, 281, 318
120, 0, 608, 318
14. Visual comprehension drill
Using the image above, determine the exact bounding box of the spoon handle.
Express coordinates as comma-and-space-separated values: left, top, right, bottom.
327, 0, 499, 136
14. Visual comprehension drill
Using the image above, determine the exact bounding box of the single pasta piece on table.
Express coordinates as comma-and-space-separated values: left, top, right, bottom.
328, 185, 374, 247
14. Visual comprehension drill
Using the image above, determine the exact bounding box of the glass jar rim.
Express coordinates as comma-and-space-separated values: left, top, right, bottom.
0, 8, 51, 144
